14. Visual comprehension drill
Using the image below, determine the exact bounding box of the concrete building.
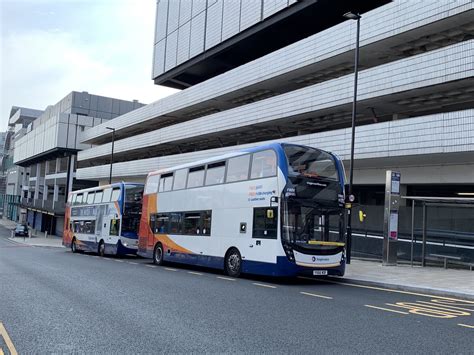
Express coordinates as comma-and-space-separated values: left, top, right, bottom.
76, 1, 474, 220
13, 92, 144, 236
0, 106, 44, 222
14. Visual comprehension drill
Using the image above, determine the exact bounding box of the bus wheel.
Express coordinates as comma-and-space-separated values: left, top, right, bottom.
153, 243, 164, 265
225, 248, 242, 278
71, 238, 77, 253
98, 241, 105, 257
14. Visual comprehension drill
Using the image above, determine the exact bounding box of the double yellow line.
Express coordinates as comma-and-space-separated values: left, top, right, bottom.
0, 322, 18, 355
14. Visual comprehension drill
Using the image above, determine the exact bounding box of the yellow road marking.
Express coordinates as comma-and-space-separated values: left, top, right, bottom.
188, 271, 203, 276
300, 291, 333, 299
253, 283, 277, 289
145, 265, 157, 268
165, 267, 177, 271
365, 305, 409, 315
300, 277, 474, 303
386, 302, 469, 319
458, 323, 474, 329
0, 322, 18, 355
217, 276, 236, 281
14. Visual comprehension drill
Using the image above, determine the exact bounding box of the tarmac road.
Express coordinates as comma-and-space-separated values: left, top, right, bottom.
0, 225, 472, 354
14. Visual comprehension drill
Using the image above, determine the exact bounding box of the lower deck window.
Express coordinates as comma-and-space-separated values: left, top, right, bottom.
150, 210, 211, 236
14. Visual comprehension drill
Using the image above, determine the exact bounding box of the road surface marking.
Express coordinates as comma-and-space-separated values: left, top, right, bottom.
385, 302, 470, 319
253, 283, 277, 289
188, 271, 203, 276
300, 291, 332, 299
165, 267, 177, 271
458, 323, 474, 329
114, 260, 124, 263
127, 262, 138, 265
0, 322, 18, 355
217, 276, 236, 281
365, 305, 409, 315
145, 265, 157, 268
300, 277, 474, 303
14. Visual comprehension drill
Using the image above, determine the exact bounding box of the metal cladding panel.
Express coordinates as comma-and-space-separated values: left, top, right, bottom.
165, 30, 178, 71
155, 0, 169, 43
177, 21, 191, 65
189, 12, 206, 58
78, 41, 474, 161
86, 0, 473, 143
153, 39, 166, 77
240, 0, 262, 31
76, 109, 474, 180
205, 0, 223, 50
263, 0, 288, 19
179, 0, 192, 25
167, 0, 180, 34
222, 0, 241, 41
97, 97, 113, 114
192, 0, 207, 16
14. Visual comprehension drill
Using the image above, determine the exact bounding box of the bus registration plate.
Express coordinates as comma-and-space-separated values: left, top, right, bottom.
313, 270, 328, 276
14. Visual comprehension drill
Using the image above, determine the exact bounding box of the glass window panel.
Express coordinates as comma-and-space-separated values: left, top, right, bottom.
87, 192, 95, 204
102, 188, 112, 202
173, 169, 187, 190
205, 163, 226, 186
94, 191, 103, 203
145, 175, 160, 194
250, 150, 277, 179
169, 212, 183, 234
164, 176, 174, 192
187, 170, 205, 188
183, 212, 201, 235
111, 188, 121, 202
226, 155, 250, 182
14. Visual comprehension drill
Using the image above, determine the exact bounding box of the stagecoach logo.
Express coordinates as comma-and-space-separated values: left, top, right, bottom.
248, 185, 275, 202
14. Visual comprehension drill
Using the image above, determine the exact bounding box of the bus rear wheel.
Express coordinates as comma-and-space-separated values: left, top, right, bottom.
225, 248, 242, 278
153, 243, 164, 265
71, 238, 78, 253
98, 241, 105, 257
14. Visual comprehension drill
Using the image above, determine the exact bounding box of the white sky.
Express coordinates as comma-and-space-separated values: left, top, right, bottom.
0, 0, 178, 130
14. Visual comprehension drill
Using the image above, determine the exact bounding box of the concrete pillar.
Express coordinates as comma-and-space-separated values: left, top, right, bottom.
34, 164, 40, 200
53, 183, 59, 202
399, 184, 408, 206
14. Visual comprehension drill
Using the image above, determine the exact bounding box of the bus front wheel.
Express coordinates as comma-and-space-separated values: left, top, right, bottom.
98, 241, 105, 257
225, 248, 242, 278
153, 243, 164, 265
71, 238, 78, 253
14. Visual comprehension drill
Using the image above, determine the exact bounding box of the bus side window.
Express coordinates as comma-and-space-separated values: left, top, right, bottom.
201, 211, 211, 236
110, 219, 120, 236
252, 207, 278, 239
250, 150, 277, 179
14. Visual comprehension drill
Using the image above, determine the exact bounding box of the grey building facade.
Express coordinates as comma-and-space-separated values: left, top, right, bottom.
76, 1, 474, 240
13, 92, 144, 236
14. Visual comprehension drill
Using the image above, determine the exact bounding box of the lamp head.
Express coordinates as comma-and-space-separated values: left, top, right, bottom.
343, 12, 361, 20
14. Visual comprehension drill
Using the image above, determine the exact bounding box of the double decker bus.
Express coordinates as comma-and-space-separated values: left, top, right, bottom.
138, 143, 346, 277
63, 182, 144, 256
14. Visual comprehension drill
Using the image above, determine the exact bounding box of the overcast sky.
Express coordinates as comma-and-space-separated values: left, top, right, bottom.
0, 0, 178, 130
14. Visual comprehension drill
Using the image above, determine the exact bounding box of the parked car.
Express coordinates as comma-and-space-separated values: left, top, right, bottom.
14, 224, 28, 237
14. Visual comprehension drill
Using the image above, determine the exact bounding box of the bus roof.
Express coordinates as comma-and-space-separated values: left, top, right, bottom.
146, 143, 287, 177
68, 182, 143, 195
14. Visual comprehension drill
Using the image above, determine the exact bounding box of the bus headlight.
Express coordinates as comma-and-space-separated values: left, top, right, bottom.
283, 244, 295, 262
122, 242, 128, 247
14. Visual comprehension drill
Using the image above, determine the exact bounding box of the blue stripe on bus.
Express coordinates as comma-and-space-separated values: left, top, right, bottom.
160, 251, 345, 277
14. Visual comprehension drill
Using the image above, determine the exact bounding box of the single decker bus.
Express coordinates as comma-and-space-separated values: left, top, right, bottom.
138, 143, 347, 277
63, 182, 144, 256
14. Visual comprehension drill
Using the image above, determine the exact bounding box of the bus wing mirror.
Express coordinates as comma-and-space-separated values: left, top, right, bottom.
359, 210, 366, 223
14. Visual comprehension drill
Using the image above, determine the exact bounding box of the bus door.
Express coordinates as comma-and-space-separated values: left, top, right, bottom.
248, 206, 279, 263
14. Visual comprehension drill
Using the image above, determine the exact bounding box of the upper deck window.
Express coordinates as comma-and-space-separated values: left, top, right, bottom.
87, 192, 95, 204
94, 190, 103, 203
205, 161, 226, 186
226, 155, 250, 182
111, 188, 121, 202
284, 145, 338, 181
145, 175, 159, 195
159, 173, 174, 192
250, 150, 277, 179
187, 166, 205, 188
103, 188, 112, 202
173, 169, 187, 190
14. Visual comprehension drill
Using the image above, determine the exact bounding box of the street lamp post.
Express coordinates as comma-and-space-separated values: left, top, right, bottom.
343, 11, 361, 265
105, 127, 116, 184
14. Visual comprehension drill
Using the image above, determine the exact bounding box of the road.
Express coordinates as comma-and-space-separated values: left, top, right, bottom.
0, 225, 473, 354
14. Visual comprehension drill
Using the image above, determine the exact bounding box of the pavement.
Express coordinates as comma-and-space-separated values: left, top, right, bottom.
2, 217, 472, 300
1, 227, 473, 354
1, 217, 64, 248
